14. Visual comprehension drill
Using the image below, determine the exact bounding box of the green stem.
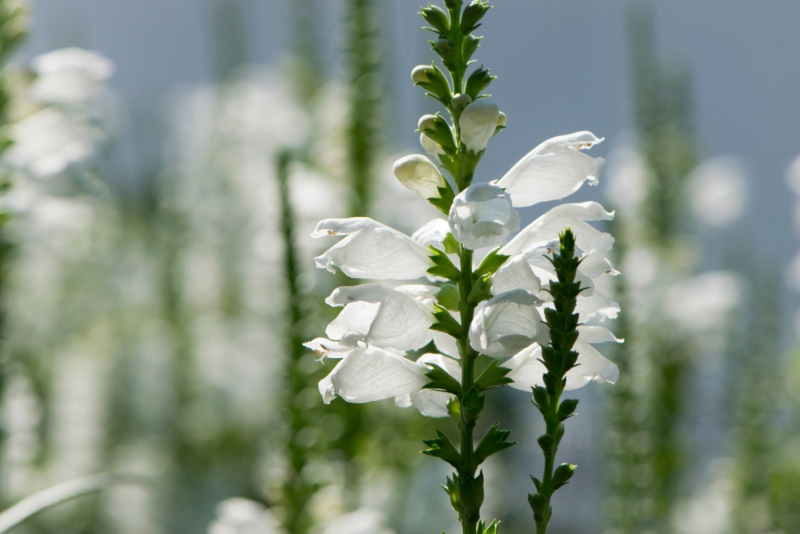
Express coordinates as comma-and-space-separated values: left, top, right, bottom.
535, 386, 562, 534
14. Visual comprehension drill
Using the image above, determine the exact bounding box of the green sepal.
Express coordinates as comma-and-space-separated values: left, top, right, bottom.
423, 362, 462, 396
467, 275, 492, 305
475, 359, 512, 392
552, 463, 576, 490
474, 247, 509, 278
443, 232, 460, 254
528, 492, 548, 520
436, 283, 461, 311
419, 113, 457, 152
461, 1, 490, 33
446, 396, 461, 419
422, 429, 462, 469
462, 34, 482, 63
531, 386, 550, 413
479, 519, 500, 534
444, 474, 464, 515
461, 387, 485, 422
420, 4, 450, 35
465, 66, 496, 99
555, 422, 565, 445
537, 433, 556, 455
428, 184, 455, 214
474, 422, 516, 464
432, 38, 457, 71
415, 62, 452, 102
458, 471, 485, 516
557, 398, 579, 421
530, 475, 542, 493
430, 304, 462, 338
427, 246, 461, 282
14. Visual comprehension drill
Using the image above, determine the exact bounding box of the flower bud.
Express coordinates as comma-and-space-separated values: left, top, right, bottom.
450, 93, 472, 112
465, 67, 495, 99
393, 154, 446, 200
420, 5, 450, 35
418, 113, 456, 152
461, 1, 490, 32
433, 39, 456, 69
458, 99, 500, 153
492, 112, 507, 138
449, 183, 519, 250
411, 64, 452, 101
462, 34, 482, 62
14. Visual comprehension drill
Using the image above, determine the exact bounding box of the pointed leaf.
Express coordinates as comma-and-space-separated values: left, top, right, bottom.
427, 246, 461, 282
423, 363, 462, 396
474, 422, 516, 464
475, 359, 513, 392
473, 247, 510, 278
422, 429, 461, 469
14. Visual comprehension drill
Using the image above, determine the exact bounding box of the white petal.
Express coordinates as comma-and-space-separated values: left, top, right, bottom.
411, 218, 451, 249
506, 343, 546, 391
401, 353, 462, 418
500, 202, 615, 257
569, 339, 619, 389
312, 218, 433, 280
323, 346, 428, 404
495, 131, 605, 207
304, 338, 355, 360
393, 154, 446, 200
469, 289, 542, 358
449, 183, 520, 250
325, 284, 434, 351
459, 99, 500, 153
491, 255, 541, 295
420, 133, 445, 163
687, 156, 748, 228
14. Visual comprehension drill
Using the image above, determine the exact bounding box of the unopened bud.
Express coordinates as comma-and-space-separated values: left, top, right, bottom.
418, 113, 456, 152
465, 67, 495, 99
451, 93, 472, 111
433, 38, 456, 69
393, 154, 446, 200
420, 5, 450, 35
459, 99, 500, 153
493, 112, 507, 137
411, 64, 452, 100
461, 1, 490, 32
420, 133, 446, 163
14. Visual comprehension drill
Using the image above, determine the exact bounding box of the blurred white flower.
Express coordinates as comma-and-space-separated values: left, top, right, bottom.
686, 156, 747, 228
319, 508, 394, 534
208, 498, 284, 534
664, 272, 743, 334
605, 143, 648, 214
30, 47, 115, 105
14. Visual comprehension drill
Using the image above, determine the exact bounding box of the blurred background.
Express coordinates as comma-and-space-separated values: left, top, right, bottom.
0, 0, 798, 532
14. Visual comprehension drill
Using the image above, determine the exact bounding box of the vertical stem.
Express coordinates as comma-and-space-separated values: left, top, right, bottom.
276, 150, 314, 534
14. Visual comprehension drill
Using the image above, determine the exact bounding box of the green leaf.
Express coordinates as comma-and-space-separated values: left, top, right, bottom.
423, 363, 462, 396
480, 519, 501, 534
436, 283, 461, 311
474, 247, 509, 278
422, 429, 461, 469
427, 246, 461, 282
430, 304, 462, 338
552, 463, 577, 490
474, 422, 516, 464
474, 359, 512, 392
428, 185, 455, 214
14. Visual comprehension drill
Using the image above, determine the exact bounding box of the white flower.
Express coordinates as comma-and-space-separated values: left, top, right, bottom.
320, 508, 395, 534
312, 218, 433, 279
420, 133, 446, 163
396, 353, 460, 418
495, 131, 604, 207
459, 99, 500, 153
469, 289, 544, 358
393, 154, 446, 200
325, 284, 434, 351
686, 156, 747, 228
500, 201, 614, 256
30, 48, 115, 105
315, 344, 429, 405
505, 325, 621, 390
449, 183, 520, 250
208, 498, 284, 534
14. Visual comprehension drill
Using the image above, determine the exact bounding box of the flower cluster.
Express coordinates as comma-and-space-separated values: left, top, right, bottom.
307, 130, 620, 415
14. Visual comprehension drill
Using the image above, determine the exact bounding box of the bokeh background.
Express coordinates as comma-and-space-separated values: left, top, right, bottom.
1, 0, 798, 533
